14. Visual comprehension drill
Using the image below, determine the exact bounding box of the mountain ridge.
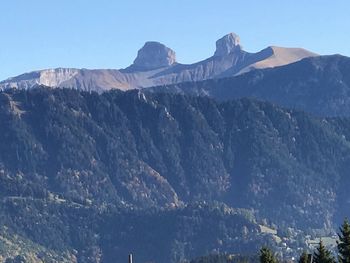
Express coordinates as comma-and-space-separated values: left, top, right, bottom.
0, 33, 316, 92
148, 54, 350, 117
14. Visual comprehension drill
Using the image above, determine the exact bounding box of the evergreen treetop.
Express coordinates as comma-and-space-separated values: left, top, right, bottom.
338, 218, 350, 263
259, 247, 277, 263
299, 251, 310, 263
313, 239, 335, 263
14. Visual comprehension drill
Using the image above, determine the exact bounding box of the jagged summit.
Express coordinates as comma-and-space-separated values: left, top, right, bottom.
214, 32, 242, 57
0, 32, 317, 91
132, 41, 176, 70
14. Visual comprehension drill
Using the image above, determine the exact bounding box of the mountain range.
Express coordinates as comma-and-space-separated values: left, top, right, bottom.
2, 32, 350, 263
1, 88, 350, 262
0, 33, 316, 92
148, 54, 350, 117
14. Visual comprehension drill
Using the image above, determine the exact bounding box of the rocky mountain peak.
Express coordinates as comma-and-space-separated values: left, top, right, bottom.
1, 32, 316, 91
132, 41, 176, 70
214, 32, 242, 57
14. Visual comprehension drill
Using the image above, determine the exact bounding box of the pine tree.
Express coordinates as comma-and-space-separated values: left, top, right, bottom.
313, 239, 335, 263
338, 218, 350, 263
299, 251, 310, 263
259, 247, 277, 263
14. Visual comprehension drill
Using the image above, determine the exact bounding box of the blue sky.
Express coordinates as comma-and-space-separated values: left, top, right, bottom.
1, 0, 349, 80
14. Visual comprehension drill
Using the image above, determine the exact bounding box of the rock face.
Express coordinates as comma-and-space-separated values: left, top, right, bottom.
0, 32, 317, 91
214, 32, 242, 57
132, 41, 176, 70
39, 68, 79, 87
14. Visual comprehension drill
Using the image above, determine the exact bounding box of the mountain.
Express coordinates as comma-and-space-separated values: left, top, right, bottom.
1, 88, 350, 262
0, 33, 316, 92
149, 54, 350, 117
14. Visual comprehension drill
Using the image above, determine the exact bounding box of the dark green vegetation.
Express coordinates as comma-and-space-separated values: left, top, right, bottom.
188, 253, 259, 263
1, 88, 350, 262
298, 251, 310, 263
149, 55, 350, 117
313, 240, 335, 263
337, 219, 350, 263
259, 247, 277, 263
193, 219, 350, 263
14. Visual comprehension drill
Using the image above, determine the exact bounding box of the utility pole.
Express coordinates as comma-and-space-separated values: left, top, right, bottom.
128, 254, 133, 263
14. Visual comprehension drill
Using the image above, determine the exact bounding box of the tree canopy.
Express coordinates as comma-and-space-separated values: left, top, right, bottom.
313, 239, 335, 263
338, 219, 350, 263
259, 247, 277, 263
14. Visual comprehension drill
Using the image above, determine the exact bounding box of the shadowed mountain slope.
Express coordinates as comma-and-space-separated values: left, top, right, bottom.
149, 55, 350, 117
2, 88, 350, 262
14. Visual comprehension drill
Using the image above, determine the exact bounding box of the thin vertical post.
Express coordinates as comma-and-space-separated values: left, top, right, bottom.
308, 253, 313, 263
128, 254, 133, 263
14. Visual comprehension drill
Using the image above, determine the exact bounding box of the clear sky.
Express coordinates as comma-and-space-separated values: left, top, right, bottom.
1, 0, 349, 80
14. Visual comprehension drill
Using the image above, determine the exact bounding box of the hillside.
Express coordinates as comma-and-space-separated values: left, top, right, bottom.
1, 88, 350, 261
149, 55, 350, 117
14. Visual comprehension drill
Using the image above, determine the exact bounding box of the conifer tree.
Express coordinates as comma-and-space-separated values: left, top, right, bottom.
313, 239, 335, 263
338, 218, 350, 263
299, 251, 310, 263
259, 247, 277, 263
